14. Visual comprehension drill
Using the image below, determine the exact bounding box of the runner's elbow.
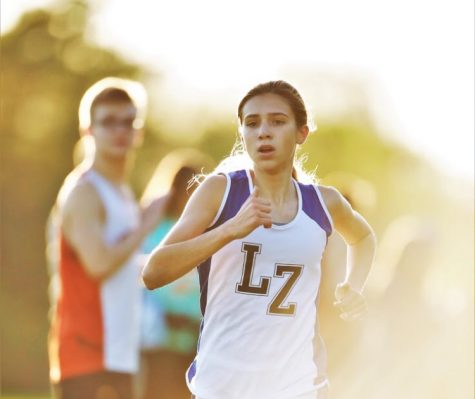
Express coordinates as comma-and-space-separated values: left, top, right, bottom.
142, 258, 165, 290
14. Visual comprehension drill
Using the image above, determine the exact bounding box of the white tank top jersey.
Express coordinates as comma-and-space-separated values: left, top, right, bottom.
186, 170, 333, 399
84, 169, 142, 373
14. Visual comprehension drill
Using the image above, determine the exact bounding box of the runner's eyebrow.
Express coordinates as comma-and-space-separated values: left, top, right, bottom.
244, 112, 289, 119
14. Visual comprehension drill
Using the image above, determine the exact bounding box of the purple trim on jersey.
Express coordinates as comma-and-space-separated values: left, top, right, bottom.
210, 170, 251, 228
197, 259, 211, 316
196, 170, 250, 316
186, 320, 204, 385
299, 183, 332, 236
187, 359, 197, 382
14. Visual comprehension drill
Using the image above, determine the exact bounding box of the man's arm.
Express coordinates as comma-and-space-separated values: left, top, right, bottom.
61, 181, 165, 281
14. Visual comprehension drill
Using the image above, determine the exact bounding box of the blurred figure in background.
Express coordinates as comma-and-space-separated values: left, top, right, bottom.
360, 216, 442, 399
138, 149, 214, 399
48, 78, 166, 399
332, 215, 444, 399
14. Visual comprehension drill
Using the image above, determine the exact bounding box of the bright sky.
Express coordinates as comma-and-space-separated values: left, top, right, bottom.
2, 0, 474, 180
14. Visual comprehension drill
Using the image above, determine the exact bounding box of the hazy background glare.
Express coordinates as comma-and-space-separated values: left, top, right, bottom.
1, 0, 473, 398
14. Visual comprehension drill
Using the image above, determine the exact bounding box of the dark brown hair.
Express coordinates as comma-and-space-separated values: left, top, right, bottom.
237, 80, 308, 128
165, 166, 200, 218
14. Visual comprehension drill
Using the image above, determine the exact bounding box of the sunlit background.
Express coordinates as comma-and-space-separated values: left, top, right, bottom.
1, 0, 473, 398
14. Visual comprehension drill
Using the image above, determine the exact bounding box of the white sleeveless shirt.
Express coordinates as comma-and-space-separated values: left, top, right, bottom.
187, 170, 333, 399
85, 169, 142, 372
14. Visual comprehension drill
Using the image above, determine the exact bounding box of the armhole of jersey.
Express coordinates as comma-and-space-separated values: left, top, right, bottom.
57, 169, 87, 209
313, 185, 334, 234
208, 172, 231, 228
83, 170, 105, 205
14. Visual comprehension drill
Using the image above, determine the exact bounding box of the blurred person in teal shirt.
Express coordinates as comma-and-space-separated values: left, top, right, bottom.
138, 149, 214, 399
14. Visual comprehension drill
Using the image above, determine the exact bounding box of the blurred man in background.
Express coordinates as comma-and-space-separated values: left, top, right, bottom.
48, 77, 166, 399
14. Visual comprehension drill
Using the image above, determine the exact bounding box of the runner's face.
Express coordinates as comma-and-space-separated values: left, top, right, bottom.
240, 93, 308, 172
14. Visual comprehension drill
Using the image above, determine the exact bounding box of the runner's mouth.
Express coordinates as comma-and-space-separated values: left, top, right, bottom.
258, 145, 275, 153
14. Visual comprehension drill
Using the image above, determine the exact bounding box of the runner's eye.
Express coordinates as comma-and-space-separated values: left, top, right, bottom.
245, 120, 258, 127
